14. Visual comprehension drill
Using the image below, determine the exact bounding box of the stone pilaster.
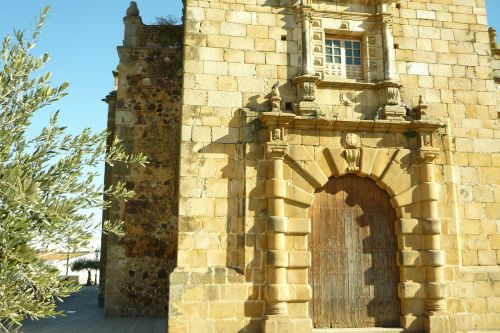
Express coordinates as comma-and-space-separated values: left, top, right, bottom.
263, 128, 291, 332
264, 140, 289, 315
416, 133, 449, 333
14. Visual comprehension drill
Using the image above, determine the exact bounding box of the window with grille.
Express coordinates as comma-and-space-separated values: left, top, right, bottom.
325, 38, 363, 80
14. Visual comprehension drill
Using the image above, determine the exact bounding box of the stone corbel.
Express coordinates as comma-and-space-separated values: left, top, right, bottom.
417, 132, 440, 164
377, 81, 407, 120
292, 75, 320, 116
266, 128, 289, 160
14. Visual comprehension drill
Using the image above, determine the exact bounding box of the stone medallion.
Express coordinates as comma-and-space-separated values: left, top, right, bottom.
344, 132, 360, 148
340, 91, 355, 106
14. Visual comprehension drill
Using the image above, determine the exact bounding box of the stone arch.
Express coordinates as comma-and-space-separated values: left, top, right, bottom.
285, 145, 420, 209
273, 145, 444, 331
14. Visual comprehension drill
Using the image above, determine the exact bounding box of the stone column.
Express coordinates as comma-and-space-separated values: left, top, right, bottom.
292, 6, 319, 116
379, 4, 397, 82
301, 10, 314, 76
377, 5, 406, 120
416, 133, 449, 333
263, 129, 290, 332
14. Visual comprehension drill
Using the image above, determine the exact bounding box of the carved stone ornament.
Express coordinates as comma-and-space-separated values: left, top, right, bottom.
302, 10, 313, 20
386, 87, 400, 106
292, 75, 320, 116
340, 92, 355, 106
266, 142, 289, 159
301, 79, 317, 101
419, 132, 433, 147
378, 83, 406, 120
344, 132, 360, 148
344, 149, 361, 172
414, 95, 428, 119
381, 13, 393, 27
417, 147, 439, 163
270, 81, 282, 111
417, 132, 438, 163
272, 128, 282, 141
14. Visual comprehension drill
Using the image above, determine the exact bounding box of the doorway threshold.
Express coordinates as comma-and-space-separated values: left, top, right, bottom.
313, 328, 404, 333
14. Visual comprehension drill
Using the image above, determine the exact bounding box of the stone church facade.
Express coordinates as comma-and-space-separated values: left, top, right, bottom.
100, 0, 500, 332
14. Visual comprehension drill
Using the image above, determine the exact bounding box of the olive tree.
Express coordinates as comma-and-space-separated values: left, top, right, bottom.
0, 7, 146, 332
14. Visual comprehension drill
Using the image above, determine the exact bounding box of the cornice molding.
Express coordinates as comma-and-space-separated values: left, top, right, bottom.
259, 111, 445, 133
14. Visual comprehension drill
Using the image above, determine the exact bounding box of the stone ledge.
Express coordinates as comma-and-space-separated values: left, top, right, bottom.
259, 111, 445, 133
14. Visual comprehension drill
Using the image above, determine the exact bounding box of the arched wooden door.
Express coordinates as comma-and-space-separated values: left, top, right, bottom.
309, 175, 400, 328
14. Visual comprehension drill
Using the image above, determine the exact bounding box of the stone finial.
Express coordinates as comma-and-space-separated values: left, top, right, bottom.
489, 27, 499, 48
270, 81, 282, 111
415, 95, 428, 118
126, 1, 140, 16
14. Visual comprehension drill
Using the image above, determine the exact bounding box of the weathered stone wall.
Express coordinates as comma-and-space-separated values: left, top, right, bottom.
169, 0, 499, 332
101, 4, 182, 317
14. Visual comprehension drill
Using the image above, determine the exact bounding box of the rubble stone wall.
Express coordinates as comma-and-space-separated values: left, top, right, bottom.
101, 8, 183, 316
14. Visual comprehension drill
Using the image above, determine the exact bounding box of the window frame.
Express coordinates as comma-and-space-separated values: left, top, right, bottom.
324, 36, 364, 80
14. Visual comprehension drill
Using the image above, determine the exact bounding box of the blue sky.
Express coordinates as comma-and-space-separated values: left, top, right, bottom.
1, 1, 183, 137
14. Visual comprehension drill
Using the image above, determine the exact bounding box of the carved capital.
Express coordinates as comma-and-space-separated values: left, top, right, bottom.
417, 148, 440, 164
302, 10, 313, 20
417, 131, 439, 163
266, 142, 289, 160
420, 132, 434, 148
380, 13, 393, 27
